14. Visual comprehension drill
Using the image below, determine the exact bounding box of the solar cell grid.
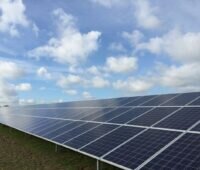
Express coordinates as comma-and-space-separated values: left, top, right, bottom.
124, 95, 156, 106
81, 126, 144, 157
141, 93, 177, 106
189, 97, 200, 105
65, 124, 118, 149
93, 107, 131, 122
52, 122, 100, 143
141, 133, 200, 170
81, 108, 114, 121
161, 92, 200, 106
154, 107, 200, 130
34, 120, 71, 136
42, 121, 85, 139
128, 107, 179, 126
191, 122, 200, 132
108, 107, 152, 124
103, 129, 180, 170
29, 119, 60, 133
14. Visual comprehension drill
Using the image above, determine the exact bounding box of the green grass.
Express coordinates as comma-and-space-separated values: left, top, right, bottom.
0, 124, 120, 170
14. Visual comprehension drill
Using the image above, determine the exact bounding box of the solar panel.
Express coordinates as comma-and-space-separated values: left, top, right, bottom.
141, 133, 200, 170
154, 107, 200, 130
42, 121, 85, 139
128, 107, 180, 126
65, 124, 118, 149
189, 97, 200, 105
0, 91, 200, 170
108, 107, 152, 124
161, 92, 200, 106
141, 93, 177, 106
103, 129, 180, 170
93, 107, 131, 122
51, 122, 100, 143
191, 123, 200, 132
124, 95, 156, 106
81, 126, 144, 157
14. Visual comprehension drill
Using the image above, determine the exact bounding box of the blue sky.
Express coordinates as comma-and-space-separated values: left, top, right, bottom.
0, 0, 200, 105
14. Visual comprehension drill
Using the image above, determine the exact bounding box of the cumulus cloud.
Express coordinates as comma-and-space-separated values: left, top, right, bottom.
82, 91, 93, 99
159, 63, 200, 91
37, 67, 52, 79
57, 74, 82, 88
134, 0, 160, 29
65, 89, 78, 95
138, 29, 200, 63
106, 56, 138, 73
0, 0, 29, 37
109, 42, 126, 52
91, 76, 110, 88
28, 8, 101, 66
0, 60, 24, 79
113, 78, 153, 93
19, 98, 35, 105
122, 30, 144, 46
15, 83, 32, 91
90, 0, 124, 8
0, 80, 18, 104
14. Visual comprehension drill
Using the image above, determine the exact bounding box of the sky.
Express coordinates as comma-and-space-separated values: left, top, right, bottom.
0, 0, 200, 105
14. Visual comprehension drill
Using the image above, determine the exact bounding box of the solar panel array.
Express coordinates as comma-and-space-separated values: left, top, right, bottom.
0, 92, 200, 170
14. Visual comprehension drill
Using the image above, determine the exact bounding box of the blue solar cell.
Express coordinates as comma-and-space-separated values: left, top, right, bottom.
191, 123, 200, 132
42, 121, 85, 139
34, 120, 71, 136
189, 97, 200, 105
93, 108, 131, 122
81, 126, 144, 157
141, 94, 177, 106
141, 133, 200, 170
124, 95, 156, 106
30, 119, 61, 133
65, 124, 118, 149
81, 108, 114, 121
108, 107, 152, 124
52, 122, 100, 143
128, 107, 179, 126
154, 107, 200, 130
103, 129, 180, 170
162, 92, 200, 106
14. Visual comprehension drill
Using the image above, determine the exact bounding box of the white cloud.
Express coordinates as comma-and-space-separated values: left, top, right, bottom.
109, 42, 126, 52
57, 74, 82, 88
87, 66, 101, 75
82, 91, 93, 99
0, 80, 18, 104
91, 76, 110, 88
65, 89, 78, 95
106, 56, 138, 73
37, 67, 52, 79
134, 0, 160, 29
19, 98, 35, 105
159, 63, 200, 91
0, 60, 24, 79
0, 0, 29, 37
15, 83, 32, 91
113, 78, 153, 93
122, 30, 144, 46
138, 29, 200, 63
90, 0, 123, 8
28, 8, 101, 66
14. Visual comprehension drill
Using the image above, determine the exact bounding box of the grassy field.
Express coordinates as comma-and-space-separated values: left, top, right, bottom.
0, 124, 120, 170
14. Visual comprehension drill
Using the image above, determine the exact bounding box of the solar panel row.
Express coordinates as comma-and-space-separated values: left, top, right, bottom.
0, 91, 200, 170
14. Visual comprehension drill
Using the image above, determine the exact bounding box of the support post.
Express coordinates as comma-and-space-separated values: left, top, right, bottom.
96, 159, 99, 170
